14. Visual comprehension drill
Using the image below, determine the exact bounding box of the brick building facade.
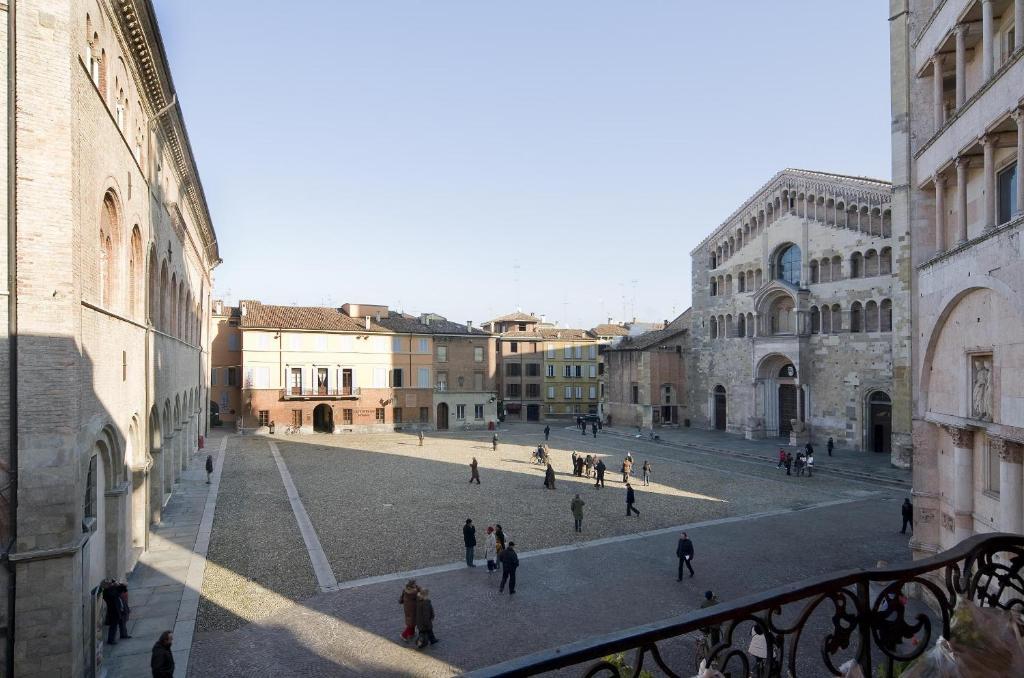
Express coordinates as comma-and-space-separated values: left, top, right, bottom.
0, 2, 220, 676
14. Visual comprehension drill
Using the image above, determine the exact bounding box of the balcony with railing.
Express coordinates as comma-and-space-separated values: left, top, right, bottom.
280, 386, 360, 400
467, 533, 1024, 678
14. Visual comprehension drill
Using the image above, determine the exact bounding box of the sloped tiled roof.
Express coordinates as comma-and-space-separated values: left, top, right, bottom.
239, 300, 384, 331
592, 324, 630, 336
489, 311, 542, 323
609, 310, 690, 351
377, 315, 490, 336
499, 328, 595, 340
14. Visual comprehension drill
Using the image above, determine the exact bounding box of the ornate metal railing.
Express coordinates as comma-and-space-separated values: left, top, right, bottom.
467, 533, 1024, 678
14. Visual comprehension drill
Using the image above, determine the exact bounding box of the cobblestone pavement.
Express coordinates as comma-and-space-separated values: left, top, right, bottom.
189, 495, 912, 677
188, 426, 912, 676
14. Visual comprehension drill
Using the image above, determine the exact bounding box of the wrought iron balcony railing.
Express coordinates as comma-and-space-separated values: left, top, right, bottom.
466, 533, 1024, 678
280, 386, 360, 400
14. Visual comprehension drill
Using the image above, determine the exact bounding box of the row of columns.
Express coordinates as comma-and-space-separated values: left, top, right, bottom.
933, 107, 1024, 252
945, 426, 1023, 539
932, 1, 1024, 131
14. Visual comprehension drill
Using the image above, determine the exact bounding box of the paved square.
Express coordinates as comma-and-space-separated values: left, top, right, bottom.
187, 425, 912, 676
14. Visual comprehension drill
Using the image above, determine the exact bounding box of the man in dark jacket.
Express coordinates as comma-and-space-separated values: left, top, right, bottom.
827, 437, 834, 457
151, 630, 174, 678
591, 422, 597, 438
414, 589, 438, 647
498, 542, 519, 594
594, 459, 606, 488
901, 498, 913, 534
463, 519, 477, 567
543, 463, 556, 490
101, 580, 124, 644
625, 483, 640, 516
205, 454, 213, 484
492, 433, 498, 451
544, 425, 550, 441
676, 532, 695, 580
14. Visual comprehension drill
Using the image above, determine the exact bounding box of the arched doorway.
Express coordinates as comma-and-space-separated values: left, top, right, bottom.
776, 363, 802, 437
436, 402, 449, 430
754, 354, 801, 438
313, 404, 333, 433
713, 385, 727, 430
867, 392, 892, 453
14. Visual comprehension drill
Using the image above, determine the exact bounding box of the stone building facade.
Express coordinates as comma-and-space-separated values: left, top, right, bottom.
890, 0, 1024, 560
687, 169, 912, 465
604, 311, 689, 429
210, 300, 242, 427
0, 2, 220, 675
238, 301, 497, 433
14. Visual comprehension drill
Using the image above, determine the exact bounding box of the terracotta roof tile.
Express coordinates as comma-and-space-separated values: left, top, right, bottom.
592, 323, 630, 336
239, 300, 385, 332
488, 311, 542, 323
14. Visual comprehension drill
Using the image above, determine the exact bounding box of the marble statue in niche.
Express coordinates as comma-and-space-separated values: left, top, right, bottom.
971, 356, 992, 422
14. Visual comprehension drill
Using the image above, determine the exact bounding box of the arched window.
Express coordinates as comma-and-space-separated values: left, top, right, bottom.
810, 306, 820, 334
178, 280, 186, 339
755, 269, 763, 288
747, 313, 754, 337
159, 262, 169, 331
738, 275, 745, 293
746, 270, 754, 291
737, 314, 746, 337
128, 227, 142, 319
880, 247, 892, 275
116, 88, 125, 129
880, 299, 893, 332
865, 300, 879, 332
99, 192, 120, 308
821, 305, 832, 334
710, 316, 718, 340
770, 296, 795, 335
725, 314, 733, 338
725, 274, 733, 295
850, 252, 863, 278
820, 258, 831, 283
881, 210, 892, 237
775, 244, 801, 285
832, 255, 842, 280
710, 252, 717, 269
831, 304, 842, 332
710, 278, 717, 297
850, 302, 863, 333
864, 249, 879, 277
809, 260, 819, 284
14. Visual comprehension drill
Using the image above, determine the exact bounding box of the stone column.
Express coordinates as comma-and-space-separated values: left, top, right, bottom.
994, 438, 1023, 534
946, 426, 975, 543
955, 25, 967, 108
982, 134, 997, 230
982, 0, 994, 81
1014, 108, 1024, 217
932, 54, 945, 130
934, 174, 946, 252
955, 156, 970, 244
1017, 0, 1024, 51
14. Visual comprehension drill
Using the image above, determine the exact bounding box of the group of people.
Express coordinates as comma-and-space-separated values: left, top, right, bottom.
776, 445, 814, 477
576, 416, 601, 438
569, 451, 596, 477
463, 519, 520, 592
99, 579, 176, 678
399, 580, 438, 648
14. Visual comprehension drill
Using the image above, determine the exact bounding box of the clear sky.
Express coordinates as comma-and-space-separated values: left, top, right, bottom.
153, 1, 892, 330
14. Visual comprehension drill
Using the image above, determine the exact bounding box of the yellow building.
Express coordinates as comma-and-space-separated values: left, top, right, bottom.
541, 329, 601, 419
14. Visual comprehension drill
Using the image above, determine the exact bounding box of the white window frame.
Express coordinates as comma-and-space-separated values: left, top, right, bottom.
563, 365, 572, 378
589, 364, 597, 378
588, 345, 597, 359
546, 344, 555, 358
563, 346, 572, 359
418, 367, 430, 388
575, 386, 583, 399
437, 345, 448, 362
574, 346, 583, 359
547, 386, 555, 399
546, 364, 555, 377
589, 386, 597, 399
564, 386, 572, 399
456, 404, 466, 420
392, 336, 403, 353
474, 346, 484, 362
474, 404, 484, 420
418, 338, 429, 354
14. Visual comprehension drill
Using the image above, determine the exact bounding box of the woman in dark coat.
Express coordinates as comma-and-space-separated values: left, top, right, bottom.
543, 463, 556, 489
415, 589, 437, 647
399, 579, 420, 641
151, 630, 174, 678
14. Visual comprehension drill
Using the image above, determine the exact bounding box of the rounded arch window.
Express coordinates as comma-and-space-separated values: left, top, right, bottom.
778, 364, 796, 378
776, 244, 801, 285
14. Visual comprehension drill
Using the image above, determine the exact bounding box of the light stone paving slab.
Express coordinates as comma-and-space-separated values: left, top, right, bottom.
268, 439, 339, 592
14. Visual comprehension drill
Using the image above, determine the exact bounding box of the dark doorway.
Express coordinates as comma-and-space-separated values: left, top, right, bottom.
661, 406, 675, 424
868, 392, 892, 453
313, 404, 333, 433
209, 400, 221, 427
526, 404, 540, 422
713, 386, 727, 430
436, 403, 449, 430
778, 384, 798, 436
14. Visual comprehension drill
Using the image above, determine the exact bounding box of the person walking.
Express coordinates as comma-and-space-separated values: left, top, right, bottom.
544, 425, 550, 441
571, 451, 578, 473
748, 626, 769, 677
484, 527, 497, 572
581, 422, 587, 437
115, 581, 131, 641
622, 456, 633, 483
805, 442, 814, 458
492, 433, 498, 451
625, 482, 640, 517
598, 419, 603, 431
205, 454, 213, 484
498, 542, 519, 594
676, 532, 694, 580
576, 416, 582, 430
414, 589, 438, 647
794, 453, 805, 477
571, 494, 585, 532
700, 591, 722, 645
594, 458, 606, 488
544, 463, 556, 490
463, 519, 477, 567
494, 524, 507, 569
641, 460, 652, 486
577, 455, 585, 477
419, 430, 424, 447
777, 449, 786, 469
827, 436, 834, 457
901, 498, 914, 534
150, 630, 174, 678
102, 580, 124, 645
469, 457, 481, 484
399, 579, 421, 641
805, 451, 814, 477
585, 454, 594, 478
784, 453, 793, 476
591, 422, 597, 438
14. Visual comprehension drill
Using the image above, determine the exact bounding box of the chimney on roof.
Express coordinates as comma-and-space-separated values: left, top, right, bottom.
240, 303, 247, 316
467, 321, 473, 331
607, 317, 612, 325
375, 312, 382, 322
364, 316, 371, 330
540, 314, 545, 323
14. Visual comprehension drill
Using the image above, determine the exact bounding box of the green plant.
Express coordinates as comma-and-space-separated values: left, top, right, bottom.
600, 653, 655, 678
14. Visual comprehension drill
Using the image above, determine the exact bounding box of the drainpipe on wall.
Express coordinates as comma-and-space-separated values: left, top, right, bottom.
4, 1, 17, 674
